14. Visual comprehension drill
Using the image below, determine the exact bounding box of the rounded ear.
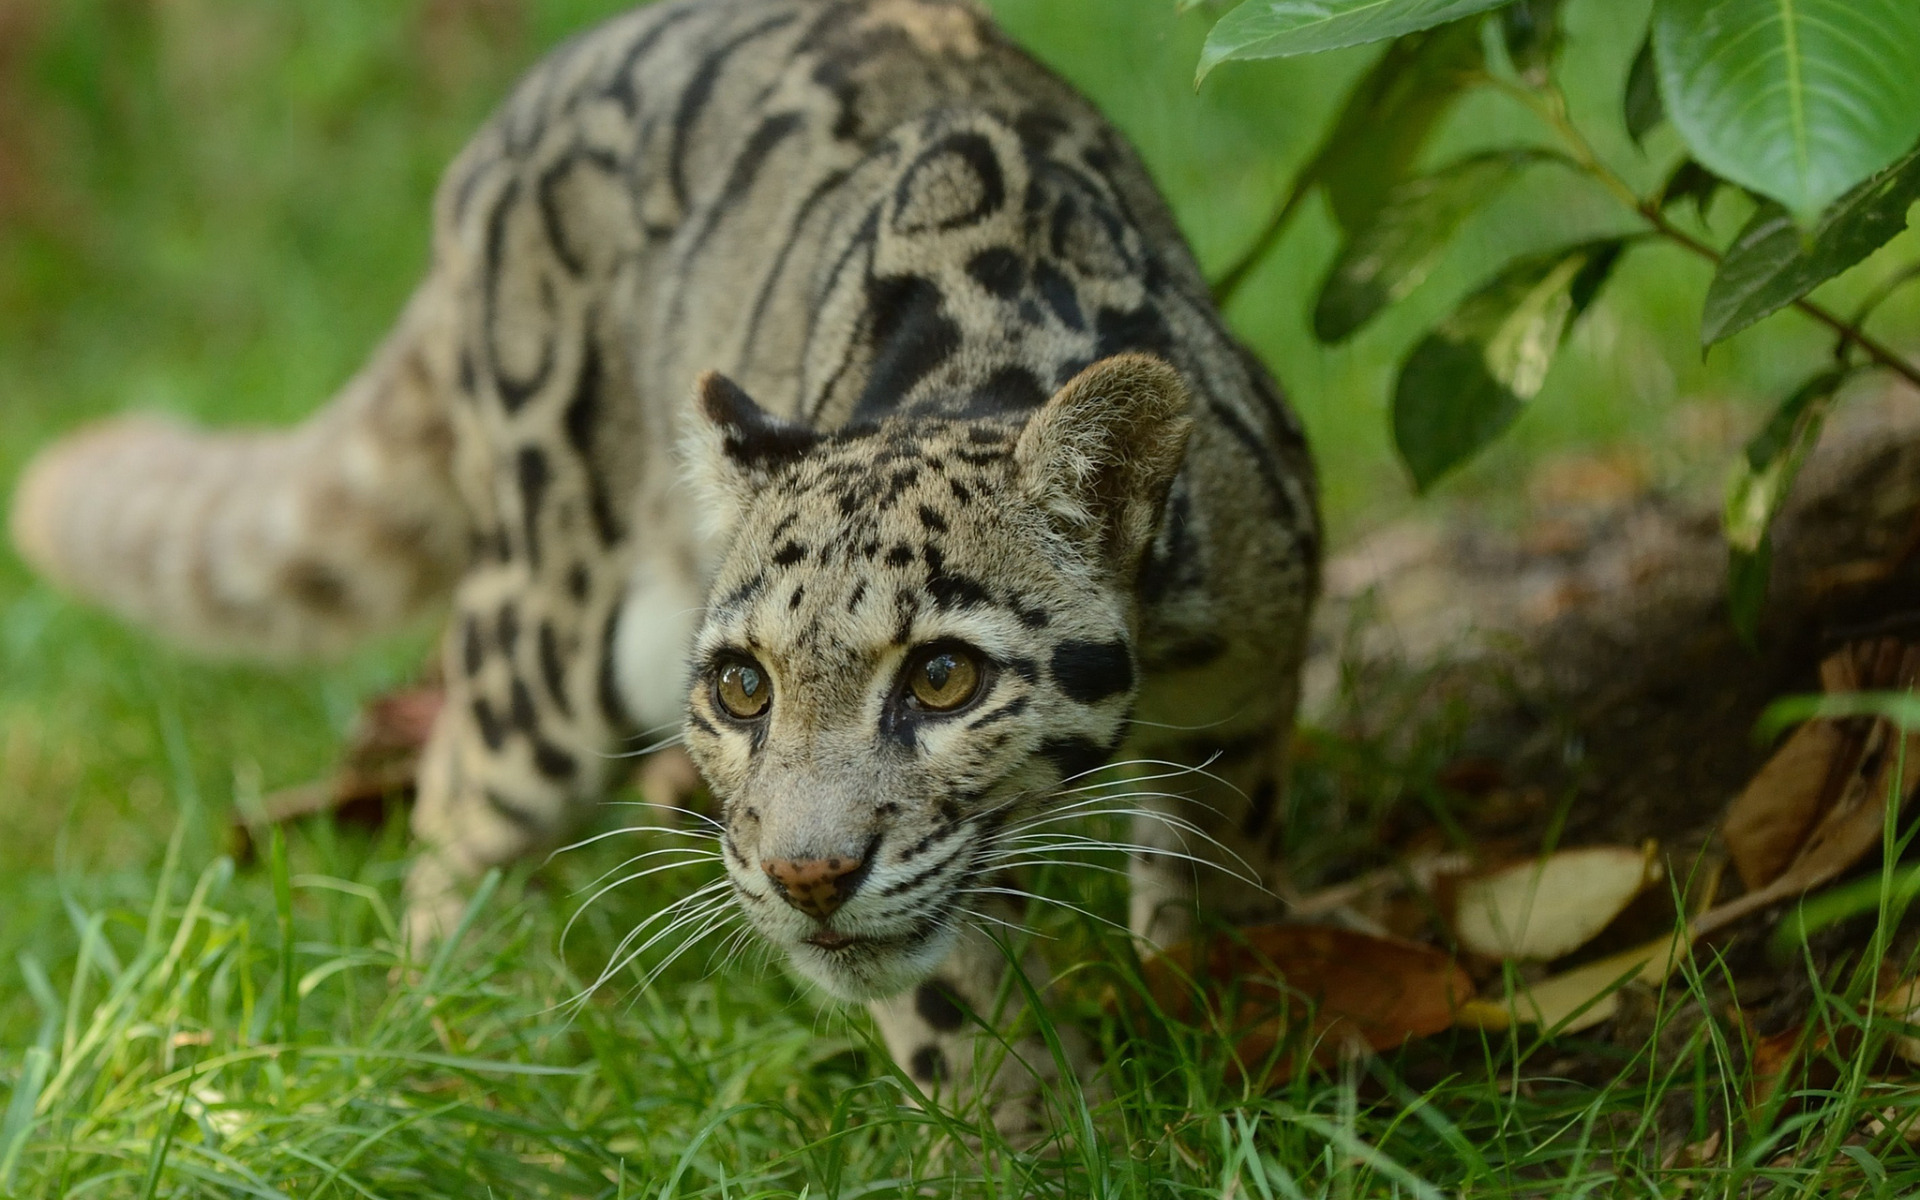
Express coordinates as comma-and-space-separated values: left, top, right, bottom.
1013, 354, 1192, 576
684, 371, 821, 535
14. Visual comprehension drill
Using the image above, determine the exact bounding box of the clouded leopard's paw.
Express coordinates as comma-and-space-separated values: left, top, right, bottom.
891, 1016, 1108, 1146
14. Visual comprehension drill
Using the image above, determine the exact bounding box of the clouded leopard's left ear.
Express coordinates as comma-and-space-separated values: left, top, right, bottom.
684, 371, 822, 535
1014, 354, 1193, 577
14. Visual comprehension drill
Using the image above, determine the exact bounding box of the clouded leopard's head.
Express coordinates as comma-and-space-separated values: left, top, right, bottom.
677, 355, 1191, 1000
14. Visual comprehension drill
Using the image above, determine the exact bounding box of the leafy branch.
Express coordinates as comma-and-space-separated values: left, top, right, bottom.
1194, 0, 1920, 637
1500, 78, 1920, 395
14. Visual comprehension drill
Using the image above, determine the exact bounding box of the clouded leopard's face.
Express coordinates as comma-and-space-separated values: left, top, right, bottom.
677, 356, 1191, 1001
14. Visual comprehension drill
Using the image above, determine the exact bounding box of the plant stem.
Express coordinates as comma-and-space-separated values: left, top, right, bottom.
1212, 169, 1315, 309
1506, 80, 1920, 393
1636, 199, 1920, 389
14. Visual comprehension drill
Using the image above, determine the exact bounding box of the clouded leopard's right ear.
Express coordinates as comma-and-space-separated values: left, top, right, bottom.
684, 371, 822, 536
1014, 354, 1193, 579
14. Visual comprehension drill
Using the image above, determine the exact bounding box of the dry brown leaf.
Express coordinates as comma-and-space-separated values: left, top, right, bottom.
1143, 926, 1475, 1086
1449, 844, 1661, 961
1286, 849, 1473, 922
1698, 725, 1920, 938
1660, 1128, 1723, 1170
353, 686, 445, 760
228, 684, 444, 860
1748, 1025, 1823, 1110
1455, 928, 1692, 1034
1875, 978, 1920, 1065
1698, 640, 1920, 939
1723, 719, 1859, 891
1866, 1107, 1920, 1144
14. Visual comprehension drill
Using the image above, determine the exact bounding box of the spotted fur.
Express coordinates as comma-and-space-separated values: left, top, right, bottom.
11, 0, 1318, 1128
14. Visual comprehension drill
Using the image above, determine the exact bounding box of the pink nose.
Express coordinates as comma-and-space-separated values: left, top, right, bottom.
762, 855, 866, 919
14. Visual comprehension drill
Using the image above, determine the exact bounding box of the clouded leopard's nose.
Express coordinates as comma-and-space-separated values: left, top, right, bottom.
762, 854, 868, 919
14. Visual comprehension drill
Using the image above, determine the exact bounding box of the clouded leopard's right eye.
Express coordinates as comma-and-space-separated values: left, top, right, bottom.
905, 645, 985, 713
715, 658, 772, 720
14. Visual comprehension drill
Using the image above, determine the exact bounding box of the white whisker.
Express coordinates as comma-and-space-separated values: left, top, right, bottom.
640, 907, 742, 990
547, 825, 719, 864
963, 884, 1134, 939
567, 876, 731, 968
575, 884, 734, 1005
956, 903, 1040, 939
607, 730, 689, 759
994, 829, 1256, 879
572, 845, 723, 899
594, 801, 726, 834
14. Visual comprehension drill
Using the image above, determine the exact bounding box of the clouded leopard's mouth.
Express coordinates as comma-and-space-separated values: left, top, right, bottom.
804, 928, 860, 951
780, 910, 961, 1001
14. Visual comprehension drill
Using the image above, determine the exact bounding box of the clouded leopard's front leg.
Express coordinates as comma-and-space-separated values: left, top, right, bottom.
1126, 719, 1297, 952
404, 551, 634, 946
866, 899, 1098, 1139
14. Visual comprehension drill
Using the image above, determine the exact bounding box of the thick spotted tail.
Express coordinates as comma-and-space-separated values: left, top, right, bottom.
9, 286, 470, 659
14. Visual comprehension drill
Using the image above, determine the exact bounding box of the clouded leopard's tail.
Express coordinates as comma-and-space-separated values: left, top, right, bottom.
9, 285, 471, 660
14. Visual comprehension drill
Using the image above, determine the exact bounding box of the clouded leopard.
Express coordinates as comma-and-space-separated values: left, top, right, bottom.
12, 0, 1318, 1128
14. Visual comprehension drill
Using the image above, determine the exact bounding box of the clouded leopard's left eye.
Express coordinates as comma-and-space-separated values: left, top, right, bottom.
714, 657, 772, 720
905, 646, 985, 713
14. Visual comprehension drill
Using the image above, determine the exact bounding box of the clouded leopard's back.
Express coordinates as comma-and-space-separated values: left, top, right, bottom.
11, 0, 1313, 666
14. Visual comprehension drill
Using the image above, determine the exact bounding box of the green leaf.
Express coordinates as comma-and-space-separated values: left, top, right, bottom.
1622, 32, 1661, 145
1199, 0, 1513, 77
1655, 158, 1722, 221
1497, 0, 1560, 79
1722, 366, 1853, 641
1727, 539, 1771, 647
1723, 367, 1849, 554
1210, 22, 1482, 305
1702, 145, 1920, 344
1652, 0, 1920, 219
1393, 239, 1625, 489
1316, 24, 1485, 236
1314, 149, 1550, 343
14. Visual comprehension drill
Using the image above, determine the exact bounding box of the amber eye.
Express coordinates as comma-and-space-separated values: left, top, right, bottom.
715, 659, 772, 720
906, 647, 983, 712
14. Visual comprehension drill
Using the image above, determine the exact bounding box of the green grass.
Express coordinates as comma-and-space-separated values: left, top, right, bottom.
3, 0, 1919, 1194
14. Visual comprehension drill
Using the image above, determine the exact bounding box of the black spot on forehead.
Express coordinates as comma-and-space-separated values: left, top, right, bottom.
880, 466, 921, 506
891, 588, 920, 644
718, 571, 767, 610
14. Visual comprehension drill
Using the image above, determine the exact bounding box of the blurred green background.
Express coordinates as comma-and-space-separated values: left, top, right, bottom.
0, 0, 1915, 977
